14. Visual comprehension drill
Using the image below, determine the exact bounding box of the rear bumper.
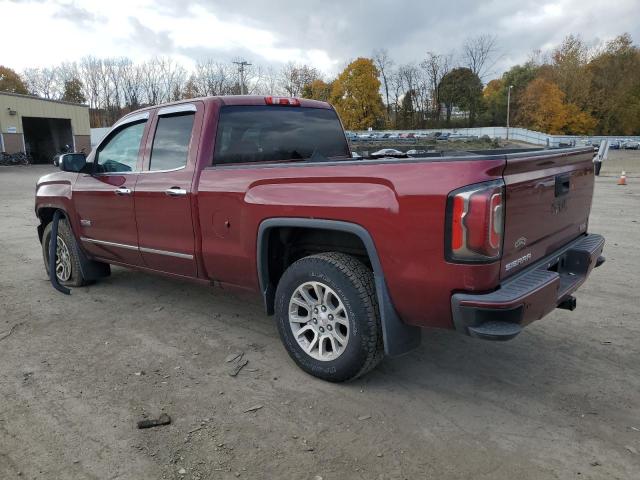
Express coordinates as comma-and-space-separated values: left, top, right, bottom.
451, 233, 605, 341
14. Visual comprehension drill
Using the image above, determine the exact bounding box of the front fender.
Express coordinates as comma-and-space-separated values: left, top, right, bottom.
35, 172, 78, 239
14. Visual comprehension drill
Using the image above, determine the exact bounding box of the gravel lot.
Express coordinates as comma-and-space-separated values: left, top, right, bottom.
1, 165, 639, 480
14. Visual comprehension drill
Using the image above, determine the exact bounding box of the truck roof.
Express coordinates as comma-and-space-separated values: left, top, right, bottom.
119, 95, 332, 121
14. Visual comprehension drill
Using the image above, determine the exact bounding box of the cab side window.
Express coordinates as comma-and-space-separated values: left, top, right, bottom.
95, 121, 146, 173
149, 113, 195, 171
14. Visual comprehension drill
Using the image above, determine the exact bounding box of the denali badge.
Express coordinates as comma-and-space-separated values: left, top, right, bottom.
506, 252, 532, 271
514, 236, 527, 249
80, 219, 91, 227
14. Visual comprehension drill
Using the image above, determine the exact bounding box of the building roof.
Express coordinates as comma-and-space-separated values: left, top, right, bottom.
0, 91, 89, 108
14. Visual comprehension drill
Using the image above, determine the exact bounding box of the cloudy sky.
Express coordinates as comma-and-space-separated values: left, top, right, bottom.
2, 0, 639, 79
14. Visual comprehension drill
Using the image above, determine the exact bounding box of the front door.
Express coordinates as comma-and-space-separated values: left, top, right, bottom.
134, 103, 202, 277
73, 114, 149, 265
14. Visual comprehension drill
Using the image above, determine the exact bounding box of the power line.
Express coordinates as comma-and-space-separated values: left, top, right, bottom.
232, 60, 252, 95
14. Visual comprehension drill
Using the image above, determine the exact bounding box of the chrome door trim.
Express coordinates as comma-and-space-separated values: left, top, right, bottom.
139, 165, 186, 174
114, 187, 132, 195
158, 104, 197, 116
80, 237, 139, 251
164, 187, 188, 196
139, 246, 194, 260
81, 237, 193, 260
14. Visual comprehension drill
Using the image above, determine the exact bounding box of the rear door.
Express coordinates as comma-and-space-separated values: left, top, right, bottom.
134, 103, 202, 277
500, 148, 595, 279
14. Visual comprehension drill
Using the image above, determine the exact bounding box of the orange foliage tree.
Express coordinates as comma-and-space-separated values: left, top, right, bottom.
517, 78, 595, 134
330, 58, 384, 130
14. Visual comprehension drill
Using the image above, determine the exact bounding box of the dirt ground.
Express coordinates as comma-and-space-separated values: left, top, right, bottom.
1, 165, 639, 480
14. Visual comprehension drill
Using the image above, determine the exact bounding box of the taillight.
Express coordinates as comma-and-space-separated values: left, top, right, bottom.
265, 96, 301, 106
445, 180, 504, 262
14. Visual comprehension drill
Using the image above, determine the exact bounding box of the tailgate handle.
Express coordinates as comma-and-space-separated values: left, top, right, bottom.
555, 174, 570, 197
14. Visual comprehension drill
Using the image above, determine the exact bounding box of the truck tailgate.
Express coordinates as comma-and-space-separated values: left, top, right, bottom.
501, 148, 595, 280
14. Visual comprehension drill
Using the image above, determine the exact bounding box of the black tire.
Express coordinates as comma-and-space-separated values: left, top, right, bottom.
274, 252, 384, 382
42, 218, 89, 287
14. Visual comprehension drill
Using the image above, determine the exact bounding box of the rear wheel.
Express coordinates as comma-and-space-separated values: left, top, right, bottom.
42, 218, 88, 287
275, 252, 384, 382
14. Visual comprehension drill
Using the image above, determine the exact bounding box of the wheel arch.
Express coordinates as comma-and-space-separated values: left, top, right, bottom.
36, 205, 70, 242
37, 205, 110, 281
257, 218, 421, 357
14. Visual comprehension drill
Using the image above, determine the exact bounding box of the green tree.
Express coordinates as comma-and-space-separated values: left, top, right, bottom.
550, 34, 591, 109
330, 58, 384, 130
61, 78, 87, 104
398, 89, 415, 129
587, 33, 640, 135
481, 78, 506, 125
438, 67, 482, 126
0, 66, 29, 94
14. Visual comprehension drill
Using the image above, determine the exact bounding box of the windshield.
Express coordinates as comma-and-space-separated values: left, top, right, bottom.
213, 105, 350, 165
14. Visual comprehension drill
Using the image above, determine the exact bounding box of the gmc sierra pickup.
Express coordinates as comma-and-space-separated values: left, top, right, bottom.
35, 95, 605, 382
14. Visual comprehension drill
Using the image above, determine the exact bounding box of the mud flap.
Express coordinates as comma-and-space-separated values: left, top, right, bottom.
375, 275, 421, 357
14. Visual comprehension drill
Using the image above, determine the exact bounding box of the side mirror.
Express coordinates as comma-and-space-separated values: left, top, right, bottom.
58, 153, 87, 172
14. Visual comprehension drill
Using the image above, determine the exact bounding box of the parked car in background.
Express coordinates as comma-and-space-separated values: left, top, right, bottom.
609, 140, 620, 149
371, 148, 404, 156
406, 149, 427, 155
345, 131, 358, 141
436, 132, 450, 141
622, 140, 640, 150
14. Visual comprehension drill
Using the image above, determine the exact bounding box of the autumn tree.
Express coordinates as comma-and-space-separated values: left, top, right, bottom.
330, 58, 384, 130
0, 66, 29, 94
439, 67, 483, 125
301, 79, 332, 102
517, 78, 595, 134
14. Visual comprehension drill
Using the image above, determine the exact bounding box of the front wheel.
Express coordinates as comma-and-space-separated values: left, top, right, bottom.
274, 252, 384, 382
42, 218, 89, 287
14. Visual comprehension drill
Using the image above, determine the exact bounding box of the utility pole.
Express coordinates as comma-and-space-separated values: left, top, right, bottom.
233, 60, 252, 95
506, 84, 513, 140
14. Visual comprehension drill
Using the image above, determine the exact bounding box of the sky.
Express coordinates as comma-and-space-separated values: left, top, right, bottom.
2, 0, 640, 80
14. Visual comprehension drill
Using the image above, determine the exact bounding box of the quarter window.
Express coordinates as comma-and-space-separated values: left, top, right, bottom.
149, 113, 195, 171
96, 121, 146, 173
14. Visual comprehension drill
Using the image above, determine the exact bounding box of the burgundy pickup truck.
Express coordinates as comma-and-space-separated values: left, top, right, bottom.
35, 96, 605, 382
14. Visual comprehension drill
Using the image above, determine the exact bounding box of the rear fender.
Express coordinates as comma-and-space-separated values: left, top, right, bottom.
257, 218, 421, 357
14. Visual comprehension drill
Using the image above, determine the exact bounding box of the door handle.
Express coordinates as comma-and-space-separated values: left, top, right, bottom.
114, 187, 131, 196
165, 187, 187, 197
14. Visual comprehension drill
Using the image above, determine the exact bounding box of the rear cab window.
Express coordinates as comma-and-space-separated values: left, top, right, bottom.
213, 106, 350, 165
